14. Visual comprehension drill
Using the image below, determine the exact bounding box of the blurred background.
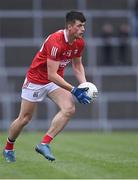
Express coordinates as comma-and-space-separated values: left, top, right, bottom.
0, 0, 138, 131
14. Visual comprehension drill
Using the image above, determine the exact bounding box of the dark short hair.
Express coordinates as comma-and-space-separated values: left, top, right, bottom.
65, 10, 86, 25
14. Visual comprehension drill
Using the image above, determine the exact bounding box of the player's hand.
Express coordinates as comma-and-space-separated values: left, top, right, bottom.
71, 87, 91, 104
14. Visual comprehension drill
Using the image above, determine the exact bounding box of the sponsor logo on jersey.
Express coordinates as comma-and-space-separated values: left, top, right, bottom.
59, 59, 71, 67
74, 49, 78, 54
66, 50, 72, 57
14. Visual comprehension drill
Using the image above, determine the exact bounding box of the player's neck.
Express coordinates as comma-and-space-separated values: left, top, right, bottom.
65, 29, 76, 44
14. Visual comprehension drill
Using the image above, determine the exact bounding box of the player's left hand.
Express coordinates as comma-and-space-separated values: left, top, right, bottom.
71, 87, 91, 104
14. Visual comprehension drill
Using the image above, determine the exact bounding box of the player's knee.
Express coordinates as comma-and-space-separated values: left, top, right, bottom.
62, 104, 75, 117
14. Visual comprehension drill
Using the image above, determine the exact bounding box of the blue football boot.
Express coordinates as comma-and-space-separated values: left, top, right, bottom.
3, 150, 16, 162
35, 144, 55, 161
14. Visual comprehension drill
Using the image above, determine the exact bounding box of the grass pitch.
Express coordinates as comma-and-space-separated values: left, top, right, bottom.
0, 131, 138, 179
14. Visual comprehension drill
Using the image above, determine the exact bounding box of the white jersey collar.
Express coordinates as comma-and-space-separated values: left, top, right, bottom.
63, 29, 68, 43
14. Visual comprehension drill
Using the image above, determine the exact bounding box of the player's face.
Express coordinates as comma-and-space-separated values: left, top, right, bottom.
69, 20, 85, 39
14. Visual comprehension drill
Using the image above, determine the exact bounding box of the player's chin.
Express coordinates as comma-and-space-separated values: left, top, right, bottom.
76, 34, 83, 39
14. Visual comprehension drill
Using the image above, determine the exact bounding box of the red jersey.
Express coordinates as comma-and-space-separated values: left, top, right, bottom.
27, 29, 85, 84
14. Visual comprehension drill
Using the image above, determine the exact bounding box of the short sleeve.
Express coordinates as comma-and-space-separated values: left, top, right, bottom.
44, 36, 61, 61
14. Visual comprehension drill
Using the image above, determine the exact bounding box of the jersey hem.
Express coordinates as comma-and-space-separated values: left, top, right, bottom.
27, 77, 51, 85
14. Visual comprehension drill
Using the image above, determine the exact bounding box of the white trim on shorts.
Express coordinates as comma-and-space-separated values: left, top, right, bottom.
21, 78, 60, 102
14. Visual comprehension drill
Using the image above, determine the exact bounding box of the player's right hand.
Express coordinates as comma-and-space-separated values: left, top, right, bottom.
71, 87, 91, 104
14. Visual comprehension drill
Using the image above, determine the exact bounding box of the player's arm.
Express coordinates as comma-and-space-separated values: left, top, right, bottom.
72, 56, 87, 84
47, 58, 73, 91
47, 58, 91, 104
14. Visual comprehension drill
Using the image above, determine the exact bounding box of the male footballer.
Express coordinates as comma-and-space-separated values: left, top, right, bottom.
3, 10, 91, 162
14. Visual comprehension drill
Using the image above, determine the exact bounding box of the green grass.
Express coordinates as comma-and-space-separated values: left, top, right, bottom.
0, 131, 138, 179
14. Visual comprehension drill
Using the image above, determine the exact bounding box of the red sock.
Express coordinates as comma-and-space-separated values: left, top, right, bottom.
5, 138, 15, 150
41, 134, 53, 144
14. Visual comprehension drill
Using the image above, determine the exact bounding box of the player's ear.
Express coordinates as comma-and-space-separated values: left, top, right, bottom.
67, 24, 72, 30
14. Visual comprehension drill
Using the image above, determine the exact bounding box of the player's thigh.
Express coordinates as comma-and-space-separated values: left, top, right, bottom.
18, 99, 37, 118
48, 88, 75, 109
